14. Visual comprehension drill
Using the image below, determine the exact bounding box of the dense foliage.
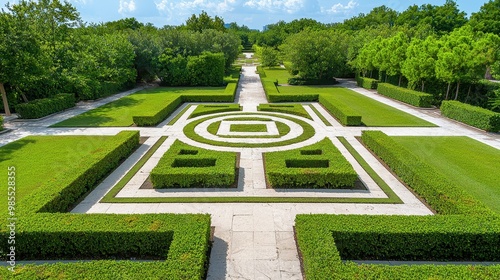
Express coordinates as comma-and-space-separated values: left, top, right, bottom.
377, 83, 434, 107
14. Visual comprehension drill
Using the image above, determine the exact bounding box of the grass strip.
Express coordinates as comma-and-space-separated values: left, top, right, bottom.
167, 105, 192, 125
100, 136, 168, 202
338, 137, 401, 203
308, 104, 332, 126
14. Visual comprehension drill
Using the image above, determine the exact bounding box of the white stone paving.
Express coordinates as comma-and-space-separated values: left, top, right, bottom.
2, 53, 500, 279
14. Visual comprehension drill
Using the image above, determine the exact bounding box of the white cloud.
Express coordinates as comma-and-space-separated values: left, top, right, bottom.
156, 0, 237, 18
244, 0, 305, 14
323, 0, 357, 14
119, 0, 136, 14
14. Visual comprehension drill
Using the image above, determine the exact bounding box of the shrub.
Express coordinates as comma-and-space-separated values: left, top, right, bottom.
319, 95, 362, 126
256, 66, 267, 78
361, 131, 493, 216
189, 104, 241, 118
151, 140, 237, 188
15, 93, 76, 119
356, 76, 379, 89
441, 100, 500, 132
265, 138, 357, 189
295, 214, 500, 279
187, 52, 225, 86
377, 83, 434, 107
257, 103, 312, 119
133, 96, 183, 126
0, 115, 3, 130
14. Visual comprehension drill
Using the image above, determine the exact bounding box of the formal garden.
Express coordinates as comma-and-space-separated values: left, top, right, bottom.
1, 1, 500, 279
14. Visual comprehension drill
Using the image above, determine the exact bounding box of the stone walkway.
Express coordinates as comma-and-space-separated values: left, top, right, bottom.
2, 55, 500, 279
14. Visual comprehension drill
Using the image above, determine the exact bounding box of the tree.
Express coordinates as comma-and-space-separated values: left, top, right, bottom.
385, 32, 410, 86
436, 26, 477, 100
402, 36, 440, 91
469, 0, 500, 35
472, 32, 500, 79
260, 47, 279, 67
185, 11, 225, 32
281, 29, 348, 80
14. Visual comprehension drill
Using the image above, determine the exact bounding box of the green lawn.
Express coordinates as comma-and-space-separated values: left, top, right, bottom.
0, 133, 134, 202
53, 87, 227, 127
230, 123, 268, 132
392, 136, 500, 214
261, 67, 293, 84
282, 87, 434, 127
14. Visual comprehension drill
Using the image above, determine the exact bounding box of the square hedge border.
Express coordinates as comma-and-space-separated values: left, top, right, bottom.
0, 131, 211, 279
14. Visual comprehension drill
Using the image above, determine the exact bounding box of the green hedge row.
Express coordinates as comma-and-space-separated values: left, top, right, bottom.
319, 95, 362, 126
15, 93, 76, 119
377, 83, 434, 108
265, 138, 357, 189
0, 114, 3, 130
151, 140, 237, 188
0, 132, 211, 279
441, 100, 500, 132
361, 131, 493, 216
256, 65, 267, 78
356, 76, 379, 89
257, 103, 312, 119
189, 104, 241, 119
295, 215, 500, 279
133, 96, 183, 126
257, 66, 318, 102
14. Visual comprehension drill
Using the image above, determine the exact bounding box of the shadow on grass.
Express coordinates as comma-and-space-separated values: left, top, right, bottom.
0, 138, 37, 162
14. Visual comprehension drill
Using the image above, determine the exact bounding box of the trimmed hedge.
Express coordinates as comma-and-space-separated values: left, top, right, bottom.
361, 131, 493, 216
265, 138, 357, 189
189, 104, 241, 119
441, 100, 500, 132
0, 114, 3, 130
258, 67, 318, 102
15, 93, 76, 119
356, 76, 379, 89
0, 132, 211, 279
151, 140, 237, 188
133, 96, 183, 126
295, 215, 500, 279
319, 95, 362, 126
257, 103, 312, 119
377, 83, 434, 108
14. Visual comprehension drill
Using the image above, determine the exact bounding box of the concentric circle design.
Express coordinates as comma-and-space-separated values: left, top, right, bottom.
181, 112, 321, 149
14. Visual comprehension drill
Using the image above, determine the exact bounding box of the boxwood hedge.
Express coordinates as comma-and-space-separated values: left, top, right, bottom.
377, 83, 434, 108
132, 96, 183, 126
318, 95, 362, 126
295, 215, 500, 280
356, 76, 379, 89
0, 114, 3, 130
151, 140, 237, 188
15, 93, 76, 119
361, 131, 493, 216
257, 66, 319, 102
264, 138, 357, 189
441, 100, 500, 132
0, 132, 211, 279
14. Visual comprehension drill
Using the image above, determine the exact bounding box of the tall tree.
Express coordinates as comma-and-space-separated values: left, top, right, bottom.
469, 0, 500, 35
185, 10, 225, 32
402, 36, 440, 91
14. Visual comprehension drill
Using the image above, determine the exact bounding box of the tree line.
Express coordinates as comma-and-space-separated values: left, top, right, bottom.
0, 2, 240, 115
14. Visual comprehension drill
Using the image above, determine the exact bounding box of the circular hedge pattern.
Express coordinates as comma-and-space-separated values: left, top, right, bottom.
182, 112, 317, 148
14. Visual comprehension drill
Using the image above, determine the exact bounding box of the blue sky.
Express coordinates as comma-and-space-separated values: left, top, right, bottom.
0, 0, 489, 30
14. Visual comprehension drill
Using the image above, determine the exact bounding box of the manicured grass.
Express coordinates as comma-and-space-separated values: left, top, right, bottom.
0, 132, 137, 203
230, 123, 268, 132
207, 117, 291, 138
392, 136, 500, 214
308, 104, 332, 126
260, 66, 293, 84
189, 104, 242, 119
282, 87, 434, 127
151, 140, 237, 188
257, 103, 312, 119
183, 113, 316, 148
53, 87, 229, 127
338, 137, 400, 202
265, 138, 358, 189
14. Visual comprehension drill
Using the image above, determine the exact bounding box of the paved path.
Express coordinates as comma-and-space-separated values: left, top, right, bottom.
2, 56, 500, 279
